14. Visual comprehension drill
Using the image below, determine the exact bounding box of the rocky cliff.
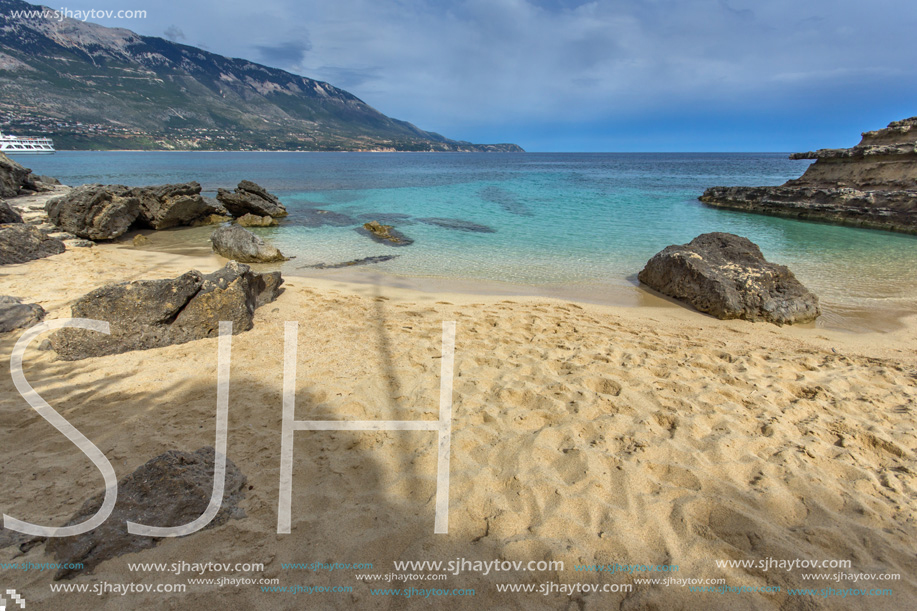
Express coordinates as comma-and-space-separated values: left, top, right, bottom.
699, 118, 917, 234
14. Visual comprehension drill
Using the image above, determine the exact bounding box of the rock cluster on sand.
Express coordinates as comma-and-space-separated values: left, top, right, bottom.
46, 447, 246, 580
0, 224, 66, 265
217, 180, 288, 218
638, 232, 820, 325
359, 220, 414, 246
0, 296, 45, 332
0, 200, 23, 223
236, 213, 278, 227
45, 182, 230, 240
49, 261, 284, 360
700, 117, 917, 234
210, 224, 287, 263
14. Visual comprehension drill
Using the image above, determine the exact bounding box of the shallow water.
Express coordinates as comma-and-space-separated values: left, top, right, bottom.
27, 151, 917, 329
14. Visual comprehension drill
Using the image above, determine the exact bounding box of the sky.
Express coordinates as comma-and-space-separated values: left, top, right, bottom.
49, 0, 917, 152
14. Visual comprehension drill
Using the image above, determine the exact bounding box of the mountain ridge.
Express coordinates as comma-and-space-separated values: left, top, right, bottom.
0, 0, 522, 152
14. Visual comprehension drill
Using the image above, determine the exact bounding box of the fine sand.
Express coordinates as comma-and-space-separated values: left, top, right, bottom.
1, 242, 916, 610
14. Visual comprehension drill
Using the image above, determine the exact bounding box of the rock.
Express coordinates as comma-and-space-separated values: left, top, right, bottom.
31, 174, 61, 186
358, 220, 414, 246
64, 239, 94, 249
0, 152, 31, 198
700, 117, 917, 234
216, 180, 287, 218
296, 208, 356, 228
46, 447, 246, 580
0, 200, 23, 223
417, 217, 496, 233
49, 261, 283, 360
638, 232, 820, 325
192, 214, 233, 227
131, 182, 227, 230
210, 224, 286, 263
301, 255, 400, 269
132, 234, 150, 247
0, 224, 66, 265
0, 296, 45, 332
236, 213, 278, 227
46, 184, 140, 240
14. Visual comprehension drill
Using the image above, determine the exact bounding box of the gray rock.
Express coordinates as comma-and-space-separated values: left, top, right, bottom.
46, 447, 246, 580
210, 224, 286, 263
0, 224, 66, 265
46, 184, 140, 240
417, 217, 496, 233
0, 296, 45, 332
0, 152, 31, 198
0, 200, 23, 224
49, 261, 283, 360
64, 239, 95, 249
236, 213, 278, 227
638, 232, 820, 325
216, 180, 287, 218
131, 182, 227, 230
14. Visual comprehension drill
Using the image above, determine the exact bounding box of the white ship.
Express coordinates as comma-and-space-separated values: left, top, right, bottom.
0, 131, 55, 155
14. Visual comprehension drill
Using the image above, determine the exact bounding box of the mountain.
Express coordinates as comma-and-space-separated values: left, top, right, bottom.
0, 0, 522, 152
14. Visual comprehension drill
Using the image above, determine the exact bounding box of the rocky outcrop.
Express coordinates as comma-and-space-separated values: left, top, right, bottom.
0, 200, 23, 223
359, 220, 414, 246
210, 225, 287, 263
0, 224, 66, 265
46, 184, 140, 240
216, 180, 287, 218
236, 213, 278, 227
638, 232, 820, 325
49, 261, 284, 360
0, 152, 31, 198
46, 447, 246, 580
700, 117, 917, 234
46, 183, 229, 238
0, 296, 45, 332
131, 182, 227, 230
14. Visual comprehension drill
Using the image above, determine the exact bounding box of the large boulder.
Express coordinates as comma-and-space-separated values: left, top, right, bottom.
46, 447, 246, 580
216, 180, 287, 218
638, 232, 820, 325
49, 261, 284, 360
210, 224, 286, 263
131, 182, 228, 230
0, 152, 31, 198
0, 296, 45, 332
46, 184, 140, 240
0, 224, 65, 265
0, 200, 23, 224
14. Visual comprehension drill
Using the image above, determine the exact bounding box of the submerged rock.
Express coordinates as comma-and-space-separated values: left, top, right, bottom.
236, 213, 278, 227
417, 217, 496, 233
638, 232, 820, 325
217, 180, 287, 218
46, 447, 246, 580
0, 224, 66, 265
479, 186, 532, 216
358, 220, 414, 246
301, 255, 399, 269
0, 296, 45, 332
210, 224, 287, 263
49, 261, 283, 360
700, 117, 917, 234
46, 184, 140, 240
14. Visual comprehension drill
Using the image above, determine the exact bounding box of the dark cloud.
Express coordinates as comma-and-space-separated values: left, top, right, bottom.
163, 25, 185, 42
254, 40, 312, 67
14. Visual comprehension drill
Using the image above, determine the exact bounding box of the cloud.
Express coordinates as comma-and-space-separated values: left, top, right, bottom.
163, 26, 185, 42
254, 40, 312, 68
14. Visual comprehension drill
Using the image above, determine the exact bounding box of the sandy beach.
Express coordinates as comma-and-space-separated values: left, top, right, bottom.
0, 236, 915, 610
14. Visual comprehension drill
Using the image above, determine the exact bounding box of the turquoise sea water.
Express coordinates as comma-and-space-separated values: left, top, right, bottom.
25, 152, 917, 326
